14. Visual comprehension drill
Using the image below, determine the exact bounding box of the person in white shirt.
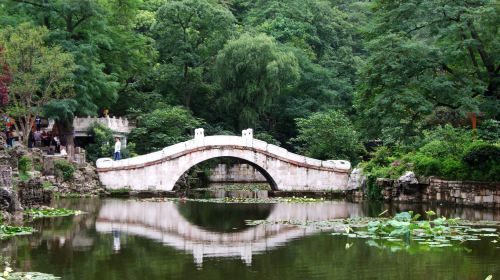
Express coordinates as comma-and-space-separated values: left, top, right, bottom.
114, 137, 121, 160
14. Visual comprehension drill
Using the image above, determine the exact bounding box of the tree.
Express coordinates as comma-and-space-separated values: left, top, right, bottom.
215, 33, 299, 129
153, 0, 236, 108
291, 110, 363, 163
356, 0, 499, 143
128, 106, 202, 154
0, 23, 75, 144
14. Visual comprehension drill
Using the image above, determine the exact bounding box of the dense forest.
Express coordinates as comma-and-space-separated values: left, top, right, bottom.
0, 0, 499, 189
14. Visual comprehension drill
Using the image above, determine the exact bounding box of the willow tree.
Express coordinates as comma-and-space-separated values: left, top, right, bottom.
0, 23, 75, 145
215, 33, 300, 130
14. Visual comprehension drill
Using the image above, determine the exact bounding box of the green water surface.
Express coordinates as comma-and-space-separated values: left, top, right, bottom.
1, 198, 499, 280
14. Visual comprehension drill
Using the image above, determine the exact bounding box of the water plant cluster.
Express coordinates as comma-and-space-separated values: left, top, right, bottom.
0, 208, 84, 239
0, 225, 34, 240
246, 211, 500, 251
24, 208, 83, 219
1, 266, 60, 279
141, 196, 324, 204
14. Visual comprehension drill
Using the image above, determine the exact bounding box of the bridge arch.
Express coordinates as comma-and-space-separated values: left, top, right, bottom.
96, 129, 351, 191
173, 156, 278, 190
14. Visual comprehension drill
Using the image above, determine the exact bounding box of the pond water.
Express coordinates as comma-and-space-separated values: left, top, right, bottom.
1, 198, 499, 279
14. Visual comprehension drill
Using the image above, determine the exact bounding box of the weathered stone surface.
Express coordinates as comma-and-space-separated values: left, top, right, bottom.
17, 178, 53, 208
0, 165, 12, 188
0, 187, 22, 212
209, 164, 267, 183
347, 168, 365, 190
398, 171, 419, 184
377, 176, 499, 208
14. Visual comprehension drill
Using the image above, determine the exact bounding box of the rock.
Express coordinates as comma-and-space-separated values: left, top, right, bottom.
398, 171, 419, 184
347, 168, 365, 190
18, 178, 53, 208
0, 187, 23, 213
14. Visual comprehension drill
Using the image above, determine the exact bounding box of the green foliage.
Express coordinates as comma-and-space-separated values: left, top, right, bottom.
24, 208, 83, 219
355, 0, 499, 144
54, 160, 75, 182
86, 122, 115, 163
254, 132, 281, 146
0, 23, 75, 144
477, 119, 500, 142
153, 0, 235, 108
18, 156, 32, 174
291, 110, 363, 163
128, 107, 202, 154
216, 33, 300, 129
0, 224, 34, 239
362, 125, 500, 183
42, 181, 54, 190
462, 142, 500, 181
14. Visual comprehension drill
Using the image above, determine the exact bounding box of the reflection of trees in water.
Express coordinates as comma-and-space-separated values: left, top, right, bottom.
0, 198, 104, 273
177, 201, 274, 232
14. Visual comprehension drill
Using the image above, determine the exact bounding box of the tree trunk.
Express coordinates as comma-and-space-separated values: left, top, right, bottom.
57, 119, 75, 160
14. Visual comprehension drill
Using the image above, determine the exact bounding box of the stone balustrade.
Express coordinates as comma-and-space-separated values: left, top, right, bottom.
46, 117, 134, 135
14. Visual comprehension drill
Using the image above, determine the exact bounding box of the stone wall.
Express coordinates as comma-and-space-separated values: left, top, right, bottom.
209, 164, 267, 183
423, 178, 500, 208
379, 176, 500, 208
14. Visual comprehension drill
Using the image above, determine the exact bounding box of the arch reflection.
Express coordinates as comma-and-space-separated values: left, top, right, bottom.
95, 199, 362, 266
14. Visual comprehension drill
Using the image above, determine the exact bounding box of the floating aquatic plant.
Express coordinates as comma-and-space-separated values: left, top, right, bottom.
0, 225, 34, 239
141, 196, 324, 204
24, 208, 84, 219
246, 211, 500, 252
1, 265, 60, 279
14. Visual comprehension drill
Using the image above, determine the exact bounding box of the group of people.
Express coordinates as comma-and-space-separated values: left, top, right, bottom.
28, 130, 63, 154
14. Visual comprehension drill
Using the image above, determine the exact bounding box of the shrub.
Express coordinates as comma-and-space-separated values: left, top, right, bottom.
462, 142, 500, 168
18, 155, 32, 173
462, 142, 500, 181
42, 181, 55, 190
86, 122, 115, 163
477, 119, 500, 142
128, 107, 202, 154
291, 110, 364, 163
54, 159, 75, 181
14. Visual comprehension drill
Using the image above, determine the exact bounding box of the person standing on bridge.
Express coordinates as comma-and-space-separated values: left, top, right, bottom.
114, 137, 121, 160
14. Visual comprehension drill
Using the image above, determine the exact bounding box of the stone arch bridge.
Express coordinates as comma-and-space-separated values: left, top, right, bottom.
96, 129, 351, 191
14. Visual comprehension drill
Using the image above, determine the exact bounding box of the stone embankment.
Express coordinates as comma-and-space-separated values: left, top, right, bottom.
377, 172, 500, 208
0, 135, 103, 220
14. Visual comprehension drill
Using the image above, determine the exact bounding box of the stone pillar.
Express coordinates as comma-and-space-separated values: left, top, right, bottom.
242, 128, 253, 146
195, 128, 204, 139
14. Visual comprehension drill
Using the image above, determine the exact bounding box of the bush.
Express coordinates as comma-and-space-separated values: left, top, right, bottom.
86, 122, 115, 163
128, 107, 202, 154
291, 110, 365, 163
477, 119, 500, 142
462, 142, 500, 181
54, 159, 75, 181
18, 155, 32, 173
361, 125, 499, 188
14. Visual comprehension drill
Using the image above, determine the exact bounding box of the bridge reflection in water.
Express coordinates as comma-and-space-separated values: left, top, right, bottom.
95, 200, 362, 266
